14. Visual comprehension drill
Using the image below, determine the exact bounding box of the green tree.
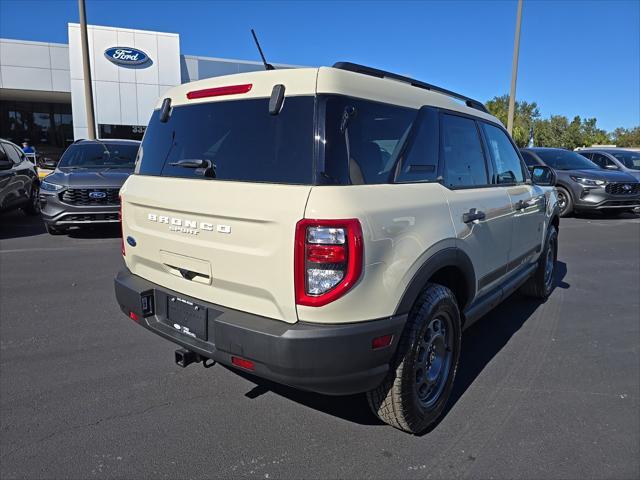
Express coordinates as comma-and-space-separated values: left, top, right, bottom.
612, 127, 640, 147
581, 118, 610, 146
485, 94, 540, 147
533, 115, 568, 147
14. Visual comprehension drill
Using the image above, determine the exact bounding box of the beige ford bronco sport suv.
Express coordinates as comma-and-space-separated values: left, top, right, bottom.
115, 62, 560, 434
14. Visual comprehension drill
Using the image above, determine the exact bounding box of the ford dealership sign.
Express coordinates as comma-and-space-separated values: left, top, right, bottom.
104, 47, 150, 66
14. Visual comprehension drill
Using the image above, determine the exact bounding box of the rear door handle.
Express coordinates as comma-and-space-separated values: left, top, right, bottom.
463, 208, 486, 223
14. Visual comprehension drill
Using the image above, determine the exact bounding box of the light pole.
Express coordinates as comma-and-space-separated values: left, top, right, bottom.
507, 0, 523, 136
78, 0, 96, 139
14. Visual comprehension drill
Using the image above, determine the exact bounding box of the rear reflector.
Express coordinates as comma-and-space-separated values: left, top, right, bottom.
231, 356, 255, 371
129, 311, 139, 322
372, 334, 393, 349
187, 83, 252, 100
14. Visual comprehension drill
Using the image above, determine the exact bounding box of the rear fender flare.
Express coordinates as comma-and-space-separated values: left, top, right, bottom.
394, 247, 476, 316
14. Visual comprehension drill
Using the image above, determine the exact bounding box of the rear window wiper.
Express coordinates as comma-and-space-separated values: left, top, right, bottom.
169, 159, 216, 178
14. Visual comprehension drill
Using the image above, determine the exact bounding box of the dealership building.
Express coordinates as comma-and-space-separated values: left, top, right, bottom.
0, 24, 295, 158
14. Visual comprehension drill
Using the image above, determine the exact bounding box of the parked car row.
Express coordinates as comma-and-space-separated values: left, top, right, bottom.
521, 147, 640, 217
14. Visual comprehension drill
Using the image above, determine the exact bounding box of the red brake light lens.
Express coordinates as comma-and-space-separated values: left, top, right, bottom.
306, 244, 346, 264
186, 83, 252, 100
295, 219, 363, 307
129, 311, 139, 322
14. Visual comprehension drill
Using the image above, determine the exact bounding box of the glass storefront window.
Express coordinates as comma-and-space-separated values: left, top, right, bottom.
0, 101, 73, 160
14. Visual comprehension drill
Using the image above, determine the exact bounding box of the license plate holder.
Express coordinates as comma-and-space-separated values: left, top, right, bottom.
166, 296, 207, 340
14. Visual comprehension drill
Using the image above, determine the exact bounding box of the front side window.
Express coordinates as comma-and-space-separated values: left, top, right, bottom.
611, 151, 640, 170
590, 153, 608, 168
58, 143, 139, 169
440, 114, 488, 188
481, 123, 524, 184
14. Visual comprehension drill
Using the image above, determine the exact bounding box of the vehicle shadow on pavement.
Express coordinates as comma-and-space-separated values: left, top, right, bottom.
68, 225, 121, 239
574, 211, 639, 220
434, 260, 570, 434
233, 262, 569, 431
0, 211, 46, 240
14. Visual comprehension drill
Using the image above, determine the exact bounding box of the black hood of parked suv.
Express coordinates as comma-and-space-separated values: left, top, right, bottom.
46, 167, 132, 188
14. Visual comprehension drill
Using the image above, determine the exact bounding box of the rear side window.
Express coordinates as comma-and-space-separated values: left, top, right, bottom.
440, 114, 488, 188
322, 96, 417, 185
137, 97, 315, 184
481, 122, 524, 184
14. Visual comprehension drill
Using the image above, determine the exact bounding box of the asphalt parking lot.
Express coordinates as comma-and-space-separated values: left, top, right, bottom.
1, 210, 639, 479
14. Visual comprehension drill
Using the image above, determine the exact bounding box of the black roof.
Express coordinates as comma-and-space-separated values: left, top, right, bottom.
332, 62, 489, 114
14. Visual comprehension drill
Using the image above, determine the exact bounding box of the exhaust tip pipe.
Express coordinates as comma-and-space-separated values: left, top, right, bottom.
175, 348, 201, 368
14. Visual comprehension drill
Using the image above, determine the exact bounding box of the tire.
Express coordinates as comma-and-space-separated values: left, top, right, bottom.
555, 187, 573, 217
45, 223, 67, 235
366, 283, 461, 434
520, 225, 558, 299
22, 184, 41, 216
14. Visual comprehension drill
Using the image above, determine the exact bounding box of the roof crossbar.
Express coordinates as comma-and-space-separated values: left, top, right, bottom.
332, 62, 489, 114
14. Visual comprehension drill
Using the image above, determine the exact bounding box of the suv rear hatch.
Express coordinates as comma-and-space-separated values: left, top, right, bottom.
121, 70, 318, 323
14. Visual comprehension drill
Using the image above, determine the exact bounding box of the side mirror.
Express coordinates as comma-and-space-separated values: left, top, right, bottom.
605, 164, 619, 170
530, 165, 556, 186
0, 158, 13, 170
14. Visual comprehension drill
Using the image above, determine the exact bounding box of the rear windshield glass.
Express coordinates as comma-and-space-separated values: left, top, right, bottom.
534, 149, 599, 170
320, 96, 417, 185
59, 143, 139, 169
136, 97, 315, 184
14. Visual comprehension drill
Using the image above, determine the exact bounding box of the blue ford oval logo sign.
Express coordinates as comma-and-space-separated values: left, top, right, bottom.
89, 191, 107, 199
104, 47, 150, 66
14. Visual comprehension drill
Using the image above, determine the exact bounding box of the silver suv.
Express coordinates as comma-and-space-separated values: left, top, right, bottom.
114, 63, 560, 434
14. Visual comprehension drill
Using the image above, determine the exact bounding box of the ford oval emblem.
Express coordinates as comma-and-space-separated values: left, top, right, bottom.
104, 47, 150, 66
89, 191, 107, 199
126, 236, 137, 247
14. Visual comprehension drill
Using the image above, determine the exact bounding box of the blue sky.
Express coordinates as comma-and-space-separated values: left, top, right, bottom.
1, 0, 638, 131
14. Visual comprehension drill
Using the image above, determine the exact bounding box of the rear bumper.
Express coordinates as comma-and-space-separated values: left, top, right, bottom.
114, 269, 406, 395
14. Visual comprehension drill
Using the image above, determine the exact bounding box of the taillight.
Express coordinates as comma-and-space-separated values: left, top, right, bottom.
119, 195, 125, 256
295, 219, 363, 307
186, 83, 252, 100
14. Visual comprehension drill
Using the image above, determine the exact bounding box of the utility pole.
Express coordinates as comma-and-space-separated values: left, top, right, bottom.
507, 0, 523, 136
78, 0, 96, 139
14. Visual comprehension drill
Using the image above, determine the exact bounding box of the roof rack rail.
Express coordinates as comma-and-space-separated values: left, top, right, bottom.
332, 62, 489, 114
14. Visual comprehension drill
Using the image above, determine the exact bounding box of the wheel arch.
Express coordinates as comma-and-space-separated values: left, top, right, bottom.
394, 247, 476, 318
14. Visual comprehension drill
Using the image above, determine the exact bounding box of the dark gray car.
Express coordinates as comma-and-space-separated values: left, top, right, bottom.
520, 147, 640, 217
576, 148, 640, 181
39, 139, 140, 234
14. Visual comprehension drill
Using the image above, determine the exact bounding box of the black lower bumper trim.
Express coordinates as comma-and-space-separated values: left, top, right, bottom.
114, 269, 406, 395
